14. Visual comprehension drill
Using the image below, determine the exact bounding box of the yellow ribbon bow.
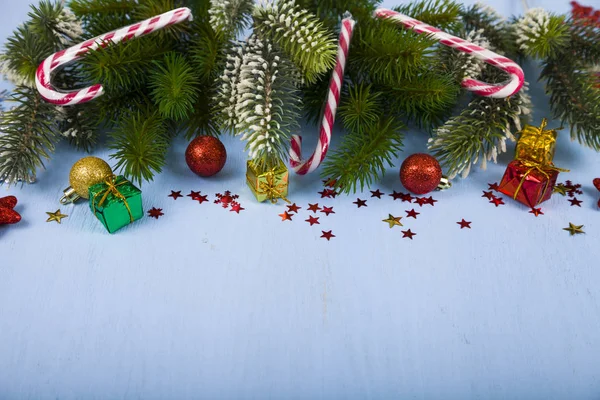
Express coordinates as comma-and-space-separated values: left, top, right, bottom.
513, 159, 569, 201
93, 175, 134, 222
258, 170, 291, 204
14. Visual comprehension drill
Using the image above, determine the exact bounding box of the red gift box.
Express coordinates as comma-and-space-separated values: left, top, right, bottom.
498, 160, 559, 208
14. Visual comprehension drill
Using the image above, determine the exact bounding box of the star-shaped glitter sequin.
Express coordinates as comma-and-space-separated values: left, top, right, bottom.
382, 214, 402, 228
279, 211, 293, 221
457, 219, 471, 229
188, 191, 202, 201
307, 203, 321, 213
424, 196, 437, 206
529, 207, 544, 217
321, 206, 335, 216
370, 189, 384, 199
305, 216, 320, 226
569, 197, 583, 207
400, 193, 414, 203
414, 197, 428, 207
168, 190, 183, 200
321, 230, 335, 241
482, 191, 495, 200
323, 178, 337, 188
230, 202, 244, 213
389, 191, 403, 200
46, 209, 68, 224
318, 189, 335, 198
197, 194, 209, 204
353, 198, 367, 208
488, 182, 499, 191
404, 209, 419, 219
563, 223, 585, 236
287, 203, 301, 213
401, 229, 416, 240
148, 208, 164, 219
490, 197, 505, 207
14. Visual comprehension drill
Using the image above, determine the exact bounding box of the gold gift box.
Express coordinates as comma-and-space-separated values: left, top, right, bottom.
246, 160, 289, 203
515, 118, 558, 165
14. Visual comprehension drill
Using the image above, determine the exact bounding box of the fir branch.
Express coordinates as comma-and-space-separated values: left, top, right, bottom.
182, 84, 221, 139
394, 0, 463, 32
55, 103, 100, 151
0, 88, 60, 185
209, 0, 254, 36
149, 53, 200, 121
253, 0, 337, 83
0, 25, 53, 87
215, 40, 247, 131
69, 0, 136, 38
294, 0, 378, 29
513, 8, 569, 59
438, 28, 489, 81
339, 83, 383, 135
300, 73, 332, 125
108, 110, 169, 185
233, 35, 301, 169
569, 19, 600, 65
28, 1, 83, 47
321, 117, 404, 194
461, 3, 517, 56
189, 24, 228, 84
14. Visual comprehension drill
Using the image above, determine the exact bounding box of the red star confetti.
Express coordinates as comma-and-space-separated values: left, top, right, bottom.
482, 191, 495, 200
353, 198, 367, 208
321, 230, 335, 241
529, 207, 544, 217
569, 197, 583, 207
318, 189, 333, 198
405, 209, 419, 219
323, 178, 337, 188
307, 203, 321, 213
197, 194, 209, 204
400, 193, 414, 203
215, 191, 239, 209
230, 202, 244, 214
490, 197, 505, 207
188, 190, 202, 201
321, 206, 335, 216
168, 190, 183, 200
370, 189, 384, 199
287, 203, 302, 213
389, 191, 403, 200
148, 208, 164, 219
488, 182, 499, 191
305, 216, 320, 226
593, 178, 600, 191
279, 211, 293, 221
424, 196, 437, 206
401, 229, 416, 240
330, 190, 339, 199
457, 219, 471, 229
414, 197, 428, 207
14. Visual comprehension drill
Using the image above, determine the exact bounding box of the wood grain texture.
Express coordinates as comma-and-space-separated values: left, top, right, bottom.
1, 1, 599, 399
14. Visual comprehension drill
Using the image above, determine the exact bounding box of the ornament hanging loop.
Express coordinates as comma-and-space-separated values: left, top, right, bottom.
374, 8, 525, 98
35, 8, 193, 106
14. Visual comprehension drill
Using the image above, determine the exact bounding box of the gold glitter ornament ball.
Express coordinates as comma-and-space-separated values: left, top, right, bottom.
69, 157, 113, 199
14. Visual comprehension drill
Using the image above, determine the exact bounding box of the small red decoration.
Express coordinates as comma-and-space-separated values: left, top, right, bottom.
529, 207, 544, 217
307, 203, 321, 213
321, 230, 335, 241
188, 191, 202, 200
287, 203, 301, 213
318, 189, 333, 198
401, 229, 416, 240
457, 219, 471, 229
353, 198, 367, 208
197, 194, 209, 204
323, 178, 337, 188
148, 208, 164, 219
389, 191, 403, 200
490, 197, 505, 207
594, 178, 600, 208
488, 182, 499, 191
482, 191, 495, 200
370, 189, 384, 198
0, 196, 21, 225
168, 190, 183, 200
320, 206, 335, 216
569, 197, 583, 207
400, 153, 443, 195
306, 216, 320, 226
405, 209, 419, 219
230, 202, 244, 213
414, 197, 428, 207
279, 211, 293, 221
424, 196, 437, 206
497, 160, 558, 208
400, 193, 414, 203
214, 191, 239, 208
185, 136, 227, 177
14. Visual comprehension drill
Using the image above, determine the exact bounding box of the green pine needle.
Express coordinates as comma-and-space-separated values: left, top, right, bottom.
514, 9, 569, 59
394, 0, 463, 32
339, 83, 383, 135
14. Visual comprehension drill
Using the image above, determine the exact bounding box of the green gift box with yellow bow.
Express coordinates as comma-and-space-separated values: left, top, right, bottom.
88, 175, 143, 233
246, 160, 289, 203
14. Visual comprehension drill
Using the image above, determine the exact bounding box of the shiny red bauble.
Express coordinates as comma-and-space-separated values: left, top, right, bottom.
185, 136, 227, 177
399, 153, 442, 195
0, 196, 21, 225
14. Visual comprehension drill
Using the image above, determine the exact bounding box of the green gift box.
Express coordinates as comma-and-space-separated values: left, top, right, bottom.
88, 175, 143, 233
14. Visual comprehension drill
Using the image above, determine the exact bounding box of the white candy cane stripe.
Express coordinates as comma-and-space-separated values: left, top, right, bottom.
35, 7, 193, 106
374, 8, 524, 99
289, 16, 355, 175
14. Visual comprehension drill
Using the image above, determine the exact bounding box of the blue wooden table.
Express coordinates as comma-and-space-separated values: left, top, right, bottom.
2, 1, 599, 399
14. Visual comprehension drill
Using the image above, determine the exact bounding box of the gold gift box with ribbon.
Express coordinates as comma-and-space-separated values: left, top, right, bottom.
246, 160, 290, 203
515, 118, 558, 165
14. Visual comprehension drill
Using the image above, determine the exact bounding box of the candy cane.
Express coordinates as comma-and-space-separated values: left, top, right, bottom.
374, 8, 525, 98
35, 8, 193, 106
289, 15, 356, 175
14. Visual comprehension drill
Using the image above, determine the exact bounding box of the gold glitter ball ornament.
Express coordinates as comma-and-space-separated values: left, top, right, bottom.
60, 157, 113, 204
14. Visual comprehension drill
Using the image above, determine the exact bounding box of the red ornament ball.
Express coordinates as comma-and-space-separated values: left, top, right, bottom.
400, 153, 442, 195
0, 195, 21, 225
185, 136, 227, 177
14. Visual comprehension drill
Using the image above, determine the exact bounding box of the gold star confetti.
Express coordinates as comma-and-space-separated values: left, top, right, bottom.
563, 223, 585, 236
46, 209, 68, 224
382, 214, 402, 229
553, 184, 568, 196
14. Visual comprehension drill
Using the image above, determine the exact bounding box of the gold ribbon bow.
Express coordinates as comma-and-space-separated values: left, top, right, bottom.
513, 159, 569, 201
93, 175, 134, 222
258, 170, 290, 204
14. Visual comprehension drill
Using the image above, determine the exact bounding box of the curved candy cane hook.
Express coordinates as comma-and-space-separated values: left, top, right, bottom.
289, 15, 356, 175
374, 8, 524, 98
35, 8, 193, 106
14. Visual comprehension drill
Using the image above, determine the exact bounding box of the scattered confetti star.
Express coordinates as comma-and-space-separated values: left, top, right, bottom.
563, 223, 585, 236
187, 190, 202, 201
414, 197, 428, 207
529, 207, 544, 217
457, 219, 471, 229
323, 178, 337, 188
148, 208, 164, 219
353, 198, 367, 208
482, 191, 495, 200
318, 189, 332, 198
569, 197, 583, 207
424, 196, 437, 206
488, 182, 499, 191
389, 191, 403, 200
321, 230, 335, 241
400, 193, 414, 203
553, 184, 568, 196
230, 202, 245, 214
279, 211, 293, 221
330, 190, 339, 198
370, 189, 384, 199
215, 191, 239, 208
490, 197, 505, 207
197, 194, 209, 204
382, 214, 402, 228
46, 209, 68, 224
168, 190, 183, 200
401, 229, 416, 240
287, 203, 301, 213
307, 203, 321, 213
405, 209, 420, 219
321, 206, 335, 216
305, 216, 320, 226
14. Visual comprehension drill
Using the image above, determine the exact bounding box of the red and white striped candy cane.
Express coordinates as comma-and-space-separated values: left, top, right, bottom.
374, 8, 525, 98
289, 15, 356, 175
35, 8, 193, 106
